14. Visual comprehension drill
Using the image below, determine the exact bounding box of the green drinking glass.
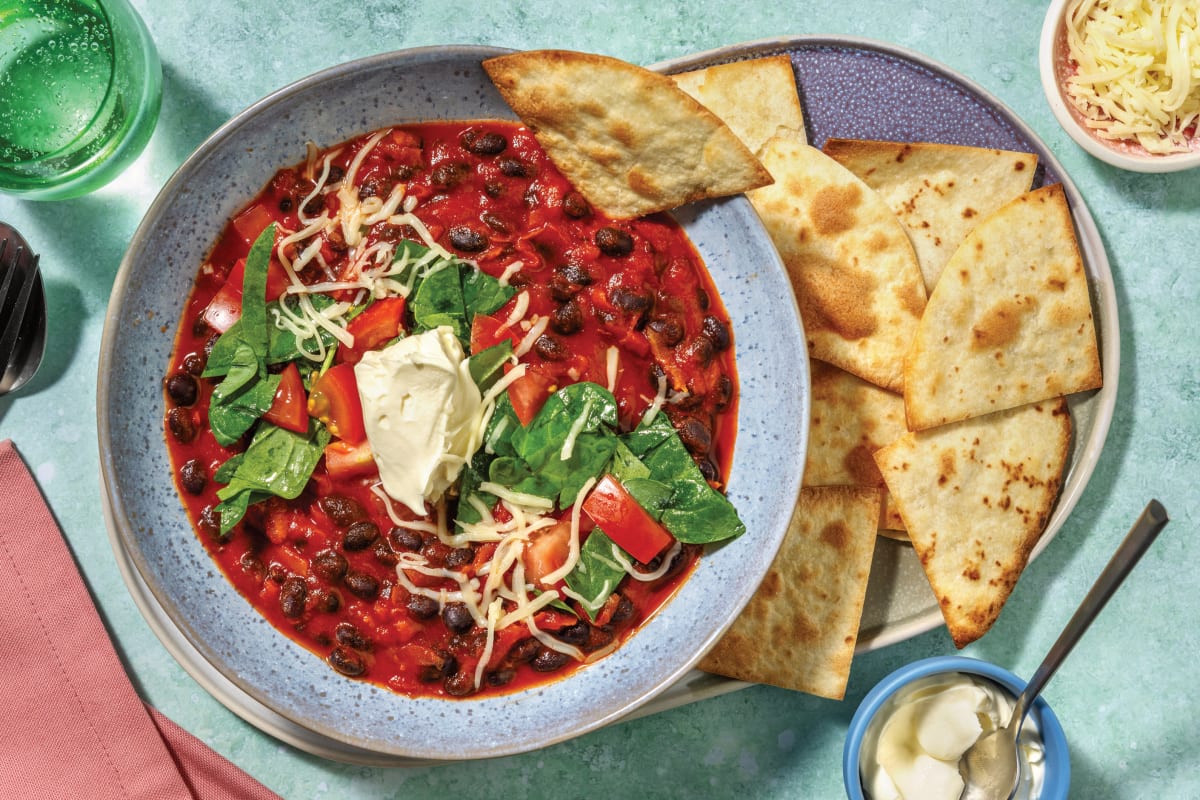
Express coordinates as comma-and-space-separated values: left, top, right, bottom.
0, 0, 161, 200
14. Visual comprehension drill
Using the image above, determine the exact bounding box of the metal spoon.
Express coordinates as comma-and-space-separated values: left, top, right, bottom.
959, 499, 1170, 800
0, 223, 46, 397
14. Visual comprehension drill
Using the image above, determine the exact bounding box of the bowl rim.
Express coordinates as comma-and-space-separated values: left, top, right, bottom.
96, 44, 808, 761
842, 655, 1071, 799
1038, 0, 1200, 174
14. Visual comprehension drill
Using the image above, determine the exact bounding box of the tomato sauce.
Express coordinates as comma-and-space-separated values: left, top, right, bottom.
162, 121, 739, 699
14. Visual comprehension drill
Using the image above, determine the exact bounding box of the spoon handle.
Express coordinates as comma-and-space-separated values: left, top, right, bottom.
1016, 499, 1170, 718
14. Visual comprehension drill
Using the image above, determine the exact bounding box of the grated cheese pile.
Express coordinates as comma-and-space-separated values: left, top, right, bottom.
1064, 0, 1200, 154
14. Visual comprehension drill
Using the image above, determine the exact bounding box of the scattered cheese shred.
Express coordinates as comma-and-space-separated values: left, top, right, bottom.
1065, 0, 1200, 153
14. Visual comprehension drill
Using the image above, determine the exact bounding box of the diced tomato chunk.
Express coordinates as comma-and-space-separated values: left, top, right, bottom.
337, 297, 406, 364
582, 474, 674, 564
323, 439, 376, 480
470, 312, 511, 354
231, 204, 278, 247
506, 364, 556, 426
308, 363, 366, 444
262, 363, 309, 433
522, 520, 572, 585
199, 255, 291, 333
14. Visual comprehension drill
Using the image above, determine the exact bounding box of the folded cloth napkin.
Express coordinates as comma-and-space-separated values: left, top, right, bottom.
0, 440, 282, 800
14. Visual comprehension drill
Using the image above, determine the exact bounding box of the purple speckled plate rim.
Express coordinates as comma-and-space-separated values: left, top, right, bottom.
98, 44, 808, 762
653, 35, 1119, 652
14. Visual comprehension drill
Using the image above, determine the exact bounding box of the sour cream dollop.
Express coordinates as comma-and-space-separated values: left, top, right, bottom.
861, 673, 1045, 800
354, 326, 484, 515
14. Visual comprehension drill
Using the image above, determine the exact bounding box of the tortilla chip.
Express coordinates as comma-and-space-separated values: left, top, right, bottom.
874, 398, 1071, 647
670, 55, 806, 154
482, 50, 773, 219
903, 183, 1102, 430
698, 486, 880, 699
805, 359, 907, 488
823, 139, 1037, 293
879, 494, 909, 539
748, 129, 927, 391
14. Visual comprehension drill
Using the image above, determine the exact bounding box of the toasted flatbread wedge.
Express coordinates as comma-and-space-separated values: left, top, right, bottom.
823, 139, 1037, 293
698, 486, 880, 699
749, 129, 927, 392
874, 398, 1071, 647
482, 50, 773, 219
670, 54, 806, 154
904, 183, 1102, 430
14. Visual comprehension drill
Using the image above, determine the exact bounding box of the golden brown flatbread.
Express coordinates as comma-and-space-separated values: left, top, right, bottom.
823, 139, 1037, 293
670, 55, 806, 154
903, 183, 1102, 430
874, 398, 1071, 647
482, 50, 773, 219
748, 129, 927, 392
698, 486, 880, 699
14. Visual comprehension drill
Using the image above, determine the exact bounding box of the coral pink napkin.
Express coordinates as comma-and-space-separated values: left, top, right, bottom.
0, 440, 281, 800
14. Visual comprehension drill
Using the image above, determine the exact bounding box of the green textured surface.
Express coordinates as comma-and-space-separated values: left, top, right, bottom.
1, 1, 1197, 797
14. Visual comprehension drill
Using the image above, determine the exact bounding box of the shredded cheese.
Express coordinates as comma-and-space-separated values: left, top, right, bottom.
1065, 0, 1200, 153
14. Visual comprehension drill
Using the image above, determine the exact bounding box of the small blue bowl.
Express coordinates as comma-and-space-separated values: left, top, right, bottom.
843, 656, 1070, 799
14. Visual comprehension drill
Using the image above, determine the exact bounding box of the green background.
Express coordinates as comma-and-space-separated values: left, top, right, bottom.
1, 1, 1197, 797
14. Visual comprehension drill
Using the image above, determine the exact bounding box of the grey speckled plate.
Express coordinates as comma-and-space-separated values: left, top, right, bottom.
98, 45, 808, 762
653, 37, 1118, 651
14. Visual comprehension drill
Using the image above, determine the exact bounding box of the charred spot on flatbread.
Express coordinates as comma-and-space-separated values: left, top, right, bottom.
698, 486, 880, 699
482, 50, 773, 219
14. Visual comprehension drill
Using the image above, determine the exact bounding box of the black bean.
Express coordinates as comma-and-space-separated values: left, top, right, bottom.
448, 225, 489, 253
343, 520, 379, 552
555, 621, 590, 646
278, 196, 294, 213
463, 130, 507, 155
648, 317, 684, 346
199, 506, 227, 541
697, 458, 719, 483
419, 652, 456, 683
444, 669, 476, 696
481, 211, 511, 234
344, 570, 380, 600
181, 352, 206, 376
445, 547, 475, 570
610, 286, 651, 314
239, 552, 265, 580
301, 193, 324, 216
677, 416, 712, 455
683, 334, 715, 366
585, 626, 615, 652
179, 459, 207, 495
192, 316, 211, 339
407, 594, 439, 620
279, 576, 306, 619
551, 300, 584, 335
484, 180, 504, 198
335, 622, 372, 651
486, 667, 516, 688
373, 539, 399, 567
715, 374, 734, 411
498, 156, 529, 177
166, 407, 197, 443
317, 495, 366, 528
562, 191, 591, 218
311, 548, 348, 583
702, 315, 732, 352
442, 602, 474, 634
531, 648, 570, 672
559, 263, 593, 287
595, 226, 634, 257
327, 165, 346, 183
696, 287, 710, 310
390, 527, 423, 552
533, 334, 569, 361
610, 593, 635, 625
506, 637, 541, 665
329, 646, 366, 677
315, 588, 341, 613
430, 162, 467, 189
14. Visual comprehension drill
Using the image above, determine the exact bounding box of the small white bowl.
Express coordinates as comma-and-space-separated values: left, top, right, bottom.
1039, 0, 1200, 173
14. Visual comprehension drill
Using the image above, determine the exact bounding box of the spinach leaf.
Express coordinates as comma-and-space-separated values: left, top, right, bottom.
411, 261, 468, 343
204, 294, 341, 377
398, 242, 515, 349
564, 529, 627, 622
497, 382, 620, 506
467, 340, 513, 392
213, 419, 331, 533
453, 394, 521, 530
462, 267, 515, 318
620, 414, 746, 544
208, 371, 280, 446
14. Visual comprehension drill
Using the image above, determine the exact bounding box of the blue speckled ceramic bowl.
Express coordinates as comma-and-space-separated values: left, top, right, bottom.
97, 46, 808, 760
843, 656, 1070, 800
